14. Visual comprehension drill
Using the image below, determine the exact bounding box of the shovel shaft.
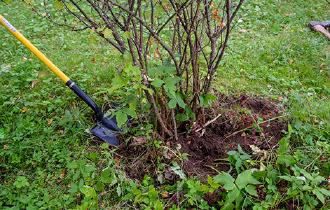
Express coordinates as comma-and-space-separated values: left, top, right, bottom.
0, 15, 70, 83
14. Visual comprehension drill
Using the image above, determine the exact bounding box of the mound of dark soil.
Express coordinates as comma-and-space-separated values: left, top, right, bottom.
116, 94, 287, 181
177, 94, 287, 178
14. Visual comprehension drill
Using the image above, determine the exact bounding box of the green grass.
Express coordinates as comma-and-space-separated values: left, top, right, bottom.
218, 0, 330, 150
0, 0, 329, 209
0, 3, 123, 208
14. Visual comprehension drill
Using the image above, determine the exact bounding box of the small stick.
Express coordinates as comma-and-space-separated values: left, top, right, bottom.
224, 115, 287, 140
205, 165, 221, 174
171, 109, 178, 140
195, 113, 222, 133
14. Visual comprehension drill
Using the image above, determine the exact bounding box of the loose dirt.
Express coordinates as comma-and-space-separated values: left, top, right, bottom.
116, 94, 287, 181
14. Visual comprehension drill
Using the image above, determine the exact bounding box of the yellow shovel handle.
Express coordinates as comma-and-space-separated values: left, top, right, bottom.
0, 15, 70, 83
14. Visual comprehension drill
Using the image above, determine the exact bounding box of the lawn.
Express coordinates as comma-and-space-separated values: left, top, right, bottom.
0, 0, 329, 209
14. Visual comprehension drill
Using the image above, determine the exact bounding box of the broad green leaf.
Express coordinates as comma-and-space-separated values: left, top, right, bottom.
235, 170, 260, 190
154, 200, 163, 210
69, 183, 79, 194
302, 185, 313, 191
222, 202, 235, 210
319, 188, 330, 196
168, 98, 177, 109
81, 164, 96, 178
170, 162, 186, 179
148, 66, 163, 78
279, 175, 293, 182
116, 111, 128, 127
278, 137, 289, 155
164, 77, 179, 87
313, 189, 325, 203
319, 188, 330, 197
224, 187, 240, 204
123, 65, 140, 77
95, 181, 104, 192
245, 184, 258, 196
176, 113, 189, 122
148, 187, 158, 201
252, 204, 264, 210
101, 168, 118, 186
13, 176, 29, 189
125, 107, 137, 119
299, 168, 314, 180
151, 78, 164, 88
277, 155, 295, 166
199, 93, 217, 107
80, 185, 97, 198
100, 168, 113, 184
100, 143, 109, 150
67, 161, 79, 169
213, 172, 235, 190
277, 136, 295, 166
175, 93, 186, 108
164, 76, 180, 96
86, 152, 98, 161
110, 75, 125, 92
163, 66, 176, 75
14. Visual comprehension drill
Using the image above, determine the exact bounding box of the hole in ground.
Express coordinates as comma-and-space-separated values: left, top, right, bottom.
116, 94, 288, 181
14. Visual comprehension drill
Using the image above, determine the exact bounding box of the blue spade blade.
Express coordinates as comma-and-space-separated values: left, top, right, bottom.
91, 124, 119, 146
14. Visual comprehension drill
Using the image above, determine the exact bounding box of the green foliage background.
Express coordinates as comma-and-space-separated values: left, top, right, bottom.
0, 0, 329, 209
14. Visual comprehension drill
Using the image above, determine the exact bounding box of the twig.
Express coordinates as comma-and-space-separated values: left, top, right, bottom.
171, 110, 178, 140
224, 115, 287, 140
205, 165, 221, 174
195, 113, 222, 132
304, 151, 324, 170
110, 0, 180, 71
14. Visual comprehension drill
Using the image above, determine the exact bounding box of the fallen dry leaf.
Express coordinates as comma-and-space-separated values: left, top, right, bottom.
47, 118, 53, 126
60, 169, 66, 179
30, 80, 38, 89
115, 156, 121, 167
154, 48, 161, 59
163, 147, 175, 160
21, 107, 28, 113
131, 136, 147, 146
250, 145, 268, 161
161, 191, 170, 199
